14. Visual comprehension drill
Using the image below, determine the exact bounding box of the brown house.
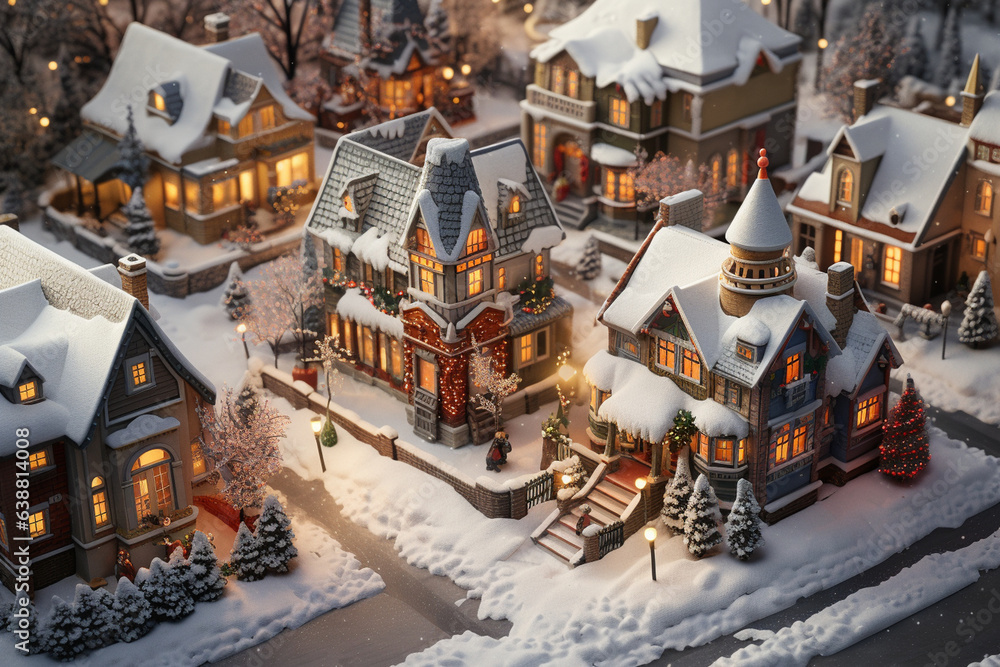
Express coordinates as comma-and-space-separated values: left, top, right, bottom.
53, 20, 316, 245
0, 226, 215, 593
789, 62, 1000, 310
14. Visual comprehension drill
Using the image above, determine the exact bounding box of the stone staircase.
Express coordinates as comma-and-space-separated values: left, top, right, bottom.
553, 196, 595, 230
533, 475, 638, 565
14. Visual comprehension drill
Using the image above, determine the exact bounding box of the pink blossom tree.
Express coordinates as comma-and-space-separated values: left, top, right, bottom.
245, 251, 323, 365
630, 151, 723, 230
197, 385, 290, 520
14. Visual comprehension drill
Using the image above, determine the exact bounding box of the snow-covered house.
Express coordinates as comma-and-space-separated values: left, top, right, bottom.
306, 110, 570, 447
52, 21, 315, 244
789, 62, 1000, 310
521, 0, 801, 229
0, 226, 215, 592
319, 0, 475, 131
583, 153, 900, 523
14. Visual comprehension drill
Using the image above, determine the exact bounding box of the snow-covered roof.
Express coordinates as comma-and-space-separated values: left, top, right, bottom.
968, 91, 1000, 145
0, 227, 214, 454
531, 0, 800, 102
591, 143, 638, 168
336, 288, 404, 338
412, 138, 486, 262
725, 173, 792, 252
349, 108, 453, 162
327, 0, 431, 71
795, 105, 969, 245
825, 311, 900, 397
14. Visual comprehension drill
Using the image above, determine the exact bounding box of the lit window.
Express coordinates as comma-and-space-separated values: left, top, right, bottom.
343, 194, 354, 212
465, 228, 487, 255
468, 268, 483, 296
610, 98, 629, 127
837, 169, 854, 204
977, 144, 990, 160
726, 149, 739, 188
551, 66, 565, 95
18, 380, 38, 403
535, 254, 545, 280
153, 93, 166, 112
698, 433, 710, 460
259, 105, 276, 131
792, 425, 808, 457
567, 70, 579, 98
737, 438, 747, 465
361, 327, 375, 366
291, 152, 309, 182
519, 334, 533, 364
212, 178, 237, 210
191, 442, 207, 477
681, 348, 701, 383
333, 247, 344, 272
218, 119, 232, 135
715, 439, 733, 464
417, 357, 436, 393
726, 382, 741, 407
237, 114, 254, 138
711, 155, 722, 193
972, 235, 987, 260
509, 195, 521, 214
342, 319, 354, 354
498, 267, 506, 290
533, 123, 547, 168
416, 228, 435, 256
131, 448, 174, 522
28, 449, 49, 471
28, 511, 46, 539
657, 339, 676, 370
786, 352, 802, 383
883, 245, 902, 286
976, 181, 993, 215
238, 170, 255, 203
856, 394, 882, 428
91, 476, 110, 527
184, 178, 201, 214
774, 425, 790, 464
164, 178, 180, 209
131, 360, 149, 389
850, 238, 864, 273
736, 343, 753, 361
833, 229, 843, 263
391, 339, 403, 378
420, 267, 436, 295
604, 169, 634, 202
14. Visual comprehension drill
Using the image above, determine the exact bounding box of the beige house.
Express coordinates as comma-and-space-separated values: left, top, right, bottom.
53, 20, 315, 245
521, 0, 801, 229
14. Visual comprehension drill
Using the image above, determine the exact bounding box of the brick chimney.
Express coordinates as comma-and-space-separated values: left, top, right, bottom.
961, 53, 985, 127
204, 13, 230, 43
657, 189, 703, 231
636, 12, 659, 50
118, 254, 149, 310
0, 213, 18, 232
853, 79, 881, 121
825, 262, 856, 347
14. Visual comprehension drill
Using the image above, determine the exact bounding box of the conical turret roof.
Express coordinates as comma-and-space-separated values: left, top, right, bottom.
725, 150, 792, 253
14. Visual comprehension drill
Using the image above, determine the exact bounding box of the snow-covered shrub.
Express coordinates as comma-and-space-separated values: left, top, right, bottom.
256, 495, 298, 573
725, 478, 764, 561
41, 596, 84, 661
683, 474, 723, 558
113, 577, 152, 642
189, 530, 227, 602
73, 584, 118, 650
230, 522, 267, 581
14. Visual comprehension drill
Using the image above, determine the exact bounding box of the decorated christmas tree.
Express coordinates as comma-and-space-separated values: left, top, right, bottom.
575, 235, 602, 280
123, 187, 160, 258
666, 410, 698, 453
879, 375, 930, 479
73, 584, 118, 651
137, 553, 195, 622
40, 596, 84, 661
660, 453, 693, 534
222, 262, 251, 320
683, 474, 723, 558
113, 577, 152, 643
725, 478, 764, 561
230, 522, 267, 581
958, 270, 999, 348
189, 530, 227, 602
257, 494, 298, 573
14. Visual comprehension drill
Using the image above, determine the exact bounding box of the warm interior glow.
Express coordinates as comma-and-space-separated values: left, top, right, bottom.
817, 38, 828, 49
236, 322, 247, 334
945, 95, 957, 107
561, 474, 572, 485
48, 61, 57, 71
461, 64, 472, 76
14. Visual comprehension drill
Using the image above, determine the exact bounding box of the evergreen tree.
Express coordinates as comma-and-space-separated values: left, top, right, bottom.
301, 229, 319, 280
230, 522, 267, 581
123, 187, 161, 258
575, 235, 602, 280
73, 584, 118, 651
660, 453, 694, 535
189, 530, 227, 602
792, 0, 817, 45
425, 0, 452, 60
114, 105, 150, 191
958, 270, 999, 348
257, 494, 298, 573
897, 16, 929, 81
683, 474, 723, 558
222, 262, 251, 320
7, 591, 42, 655
666, 410, 698, 453
933, 5, 963, 89
113, 577, 152, 643
138, 554, 195, 622
879, 375, 931, 479
41, 596, 84, 661
235, 383, 260, 426
725, 478, 764, 561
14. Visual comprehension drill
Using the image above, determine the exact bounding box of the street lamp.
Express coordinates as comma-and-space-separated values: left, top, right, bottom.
635, 477, 649, 521
644, 527, 657, 581
940, 300, 952, 360
236, 322, 249, 359
310, 415, 327, 473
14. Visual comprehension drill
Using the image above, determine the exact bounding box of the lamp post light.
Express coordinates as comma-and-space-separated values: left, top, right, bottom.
310, 415, 327, 473
644, 527, 657, 581
236, 322, 249, 359
634, 476, 648, 522
940, 300, 952, 360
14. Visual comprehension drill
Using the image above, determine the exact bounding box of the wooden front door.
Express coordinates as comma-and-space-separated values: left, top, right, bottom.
413, 388, 439, 442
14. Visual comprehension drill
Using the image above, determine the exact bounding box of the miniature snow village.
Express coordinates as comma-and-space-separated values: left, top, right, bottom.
2, 0, 1000, 665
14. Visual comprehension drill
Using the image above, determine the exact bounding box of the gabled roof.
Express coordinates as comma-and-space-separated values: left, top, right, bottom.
826, 116, 890, 162
826, 311, 901, 397
968, 90, 1000, 145
327, 0, 431, 71
531, 0, 800, 102
349, 108, 453, 162
0, 227, 214, 455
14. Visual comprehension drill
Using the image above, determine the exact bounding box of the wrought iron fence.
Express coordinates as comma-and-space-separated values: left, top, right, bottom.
598, 520, 625, 557
525, 471, 554, 509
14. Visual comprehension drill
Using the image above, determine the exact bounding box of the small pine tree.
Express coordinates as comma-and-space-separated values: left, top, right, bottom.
7, 592, 42, 655
301, 230, 319, 280
139, 554, 195, 622
425, 0, 452, 60
257, 495, 298, 573
660, 453, 694, 534
725, 478, 764, 561
73, 584, 118, 651
123, 187, 160, 257
575, 235, 602, 280
666, 410, 698, 453
41, 596, 84, 661
189, 531, 227, 602
958, 270, 999, 348
115, 105, 150, 191
879, 376, 931, 479
933, 5, 963, 88
683, 474, 723, 558
222, 262, 251, 320
113, 577, 152, 642
230, 522, 267, 581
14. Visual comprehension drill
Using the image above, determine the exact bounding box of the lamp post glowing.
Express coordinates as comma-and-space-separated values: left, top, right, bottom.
562, 473, 573, 486
635, 476, 648, 522
236, 322, 249, 359
940, 300, 952, 360
310, 415, 327, 473
644, 527, 657, 581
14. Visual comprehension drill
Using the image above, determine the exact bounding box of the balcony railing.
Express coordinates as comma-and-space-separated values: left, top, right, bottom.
525, 84, 596, 123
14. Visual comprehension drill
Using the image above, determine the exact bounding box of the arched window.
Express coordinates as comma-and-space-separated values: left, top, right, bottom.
976, 180, 993, 215
91, 476, 110, 528
130, 448, 175, 523
498, 267, 506, 291
726, 149, 739, 188
534, 254, 545, 279
837, 169, 854, 205
710, 155, 722, 193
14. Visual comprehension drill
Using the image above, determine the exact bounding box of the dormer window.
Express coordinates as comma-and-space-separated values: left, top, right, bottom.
465, 228, 487, 256
147, 81, 182, 124
837, 169, 853, 206
735, 341, 757, 362
18, 379, 41, 404
126, 353, 155, 394
153, 93, 166, 112
343, 194, 354, 213
415, 228, 435, 256
509, 195, 521, 214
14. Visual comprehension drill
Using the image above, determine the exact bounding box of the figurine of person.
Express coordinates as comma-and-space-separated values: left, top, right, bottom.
486, 438, 504, 472
494, 430, 511, 465
575, 504, 592, 536
116, 548, 137, 582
